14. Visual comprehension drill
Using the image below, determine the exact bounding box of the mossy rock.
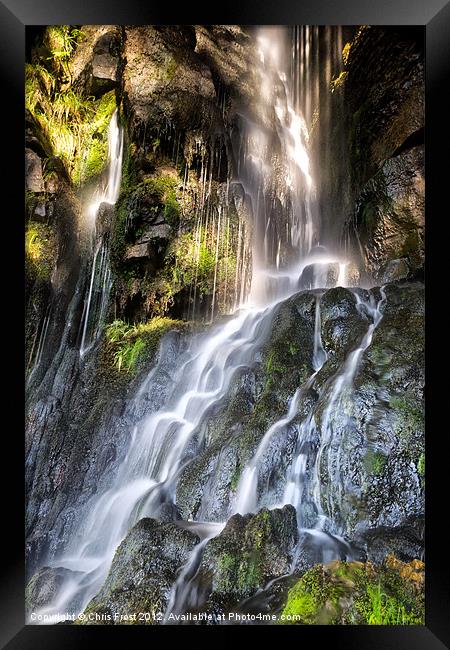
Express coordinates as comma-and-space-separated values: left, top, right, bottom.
79, 518, 200, 625
199, 506, 298, 609
279, 556, 424, 625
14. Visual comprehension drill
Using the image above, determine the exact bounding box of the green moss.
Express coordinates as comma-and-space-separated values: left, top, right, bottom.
26, 32, 116, 186
25, 221, 55, 279
281, 588, 318, 624
330, 71, 348, 93
165, 58, 177, 82
105, 316, 187, 373
401, 230, 420, 258
358, 582, 422, 625
363, 449, 387, 476
73, 91, 117, 186
389, 394, 423, 450
279, 558, 424, 625
417, 452, 425, 477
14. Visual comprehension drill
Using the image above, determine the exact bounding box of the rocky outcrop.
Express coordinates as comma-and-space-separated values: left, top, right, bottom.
314, 26, 424, 279
355, 145, 424, 278
280, 556, 424, 624
69, 25, 121, 96
80, 518, 200, 624
198, 506, 298, 612
176, 282, 424, 558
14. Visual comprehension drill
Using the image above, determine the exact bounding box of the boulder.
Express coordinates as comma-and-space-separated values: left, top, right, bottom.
80, 518, 200, 624
199, 506, 299, 609
26, 566, 82, 617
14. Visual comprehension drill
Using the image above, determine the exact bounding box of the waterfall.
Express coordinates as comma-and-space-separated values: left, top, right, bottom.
33, 28, 383, 624
79, 110, 123, 356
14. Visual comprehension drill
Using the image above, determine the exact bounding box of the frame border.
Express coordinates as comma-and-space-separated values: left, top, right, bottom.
3, 0, 449, 646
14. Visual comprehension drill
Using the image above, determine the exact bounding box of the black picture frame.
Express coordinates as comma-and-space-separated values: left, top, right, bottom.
2, 0, 448, 646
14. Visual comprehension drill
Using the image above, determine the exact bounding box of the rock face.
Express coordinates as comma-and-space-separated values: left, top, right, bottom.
317, 282, 425, 555
80, 519, 200, 624
69, 25, 121, 96
314, 26, 424, 279
356, 146, 424, 278
25, 148, 44, 192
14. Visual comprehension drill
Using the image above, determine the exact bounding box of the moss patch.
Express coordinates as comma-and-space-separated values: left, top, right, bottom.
363, 449, 387, 476
279, 556, 424, 625
25, 221, 56, 279
25, 29, 117, 186
105, 316, 188, 373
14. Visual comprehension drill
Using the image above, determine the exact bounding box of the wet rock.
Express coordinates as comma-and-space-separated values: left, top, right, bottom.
314, 282, 424, 554
96, 202, 116, 239
320, 286, 368, 357
199, 506, 298, 608
69, 26, 121, 96
125, 224, 172, 260
80, 518, 200, 623
25, 148, 44, 192
356, 146, 424, 277
280, 556, 424, 624
377, 257, 410, 283
356, 517, 424, 564
176, 292, 316, 521
299, 262, 340, 289
123, 26, 216, 133
26, 566, 82, 617
344, 262, 360, 286
155, 502, 182, 523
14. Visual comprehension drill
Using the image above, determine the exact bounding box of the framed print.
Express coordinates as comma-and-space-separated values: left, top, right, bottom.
1, 0, 448, 646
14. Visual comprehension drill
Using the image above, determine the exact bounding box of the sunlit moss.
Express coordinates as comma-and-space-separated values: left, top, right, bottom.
330, 71, 348, 93
363, 449, 387, 476
73, 91, 117, 185
105, 317, 187, 373
279, 558, 424, 625
342, 42, 351, 66
417, 452, 425, 477
25, 221, 55, 279
25, 28, 116, 186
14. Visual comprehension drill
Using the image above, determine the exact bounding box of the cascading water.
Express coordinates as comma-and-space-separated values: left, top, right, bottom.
79, 110, 123, 356
33, 27, 382, 624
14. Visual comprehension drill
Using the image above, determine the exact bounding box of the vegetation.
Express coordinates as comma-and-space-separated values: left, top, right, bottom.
25, 221, 55, 279
280, 556, 424, 625
417, 452, 425, 477
363, 449, 387, 476
105, 317, 187, 373
26, 26, 116, 185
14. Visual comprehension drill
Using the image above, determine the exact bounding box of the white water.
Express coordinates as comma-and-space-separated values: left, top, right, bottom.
34, 28, 379, 624
232, 388, 302, 516
79, 110, 123, 356
163, 521, 225, 622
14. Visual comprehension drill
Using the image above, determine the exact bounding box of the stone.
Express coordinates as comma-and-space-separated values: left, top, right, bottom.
92, 53, 118, 82
378, 258, 410, 283
80, 518, 200, 623
125, 225, 172, 260
25, 148, 44, 192
357, 146, 424, 277
26, 566, 82, 617
199, 506, 299, 608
